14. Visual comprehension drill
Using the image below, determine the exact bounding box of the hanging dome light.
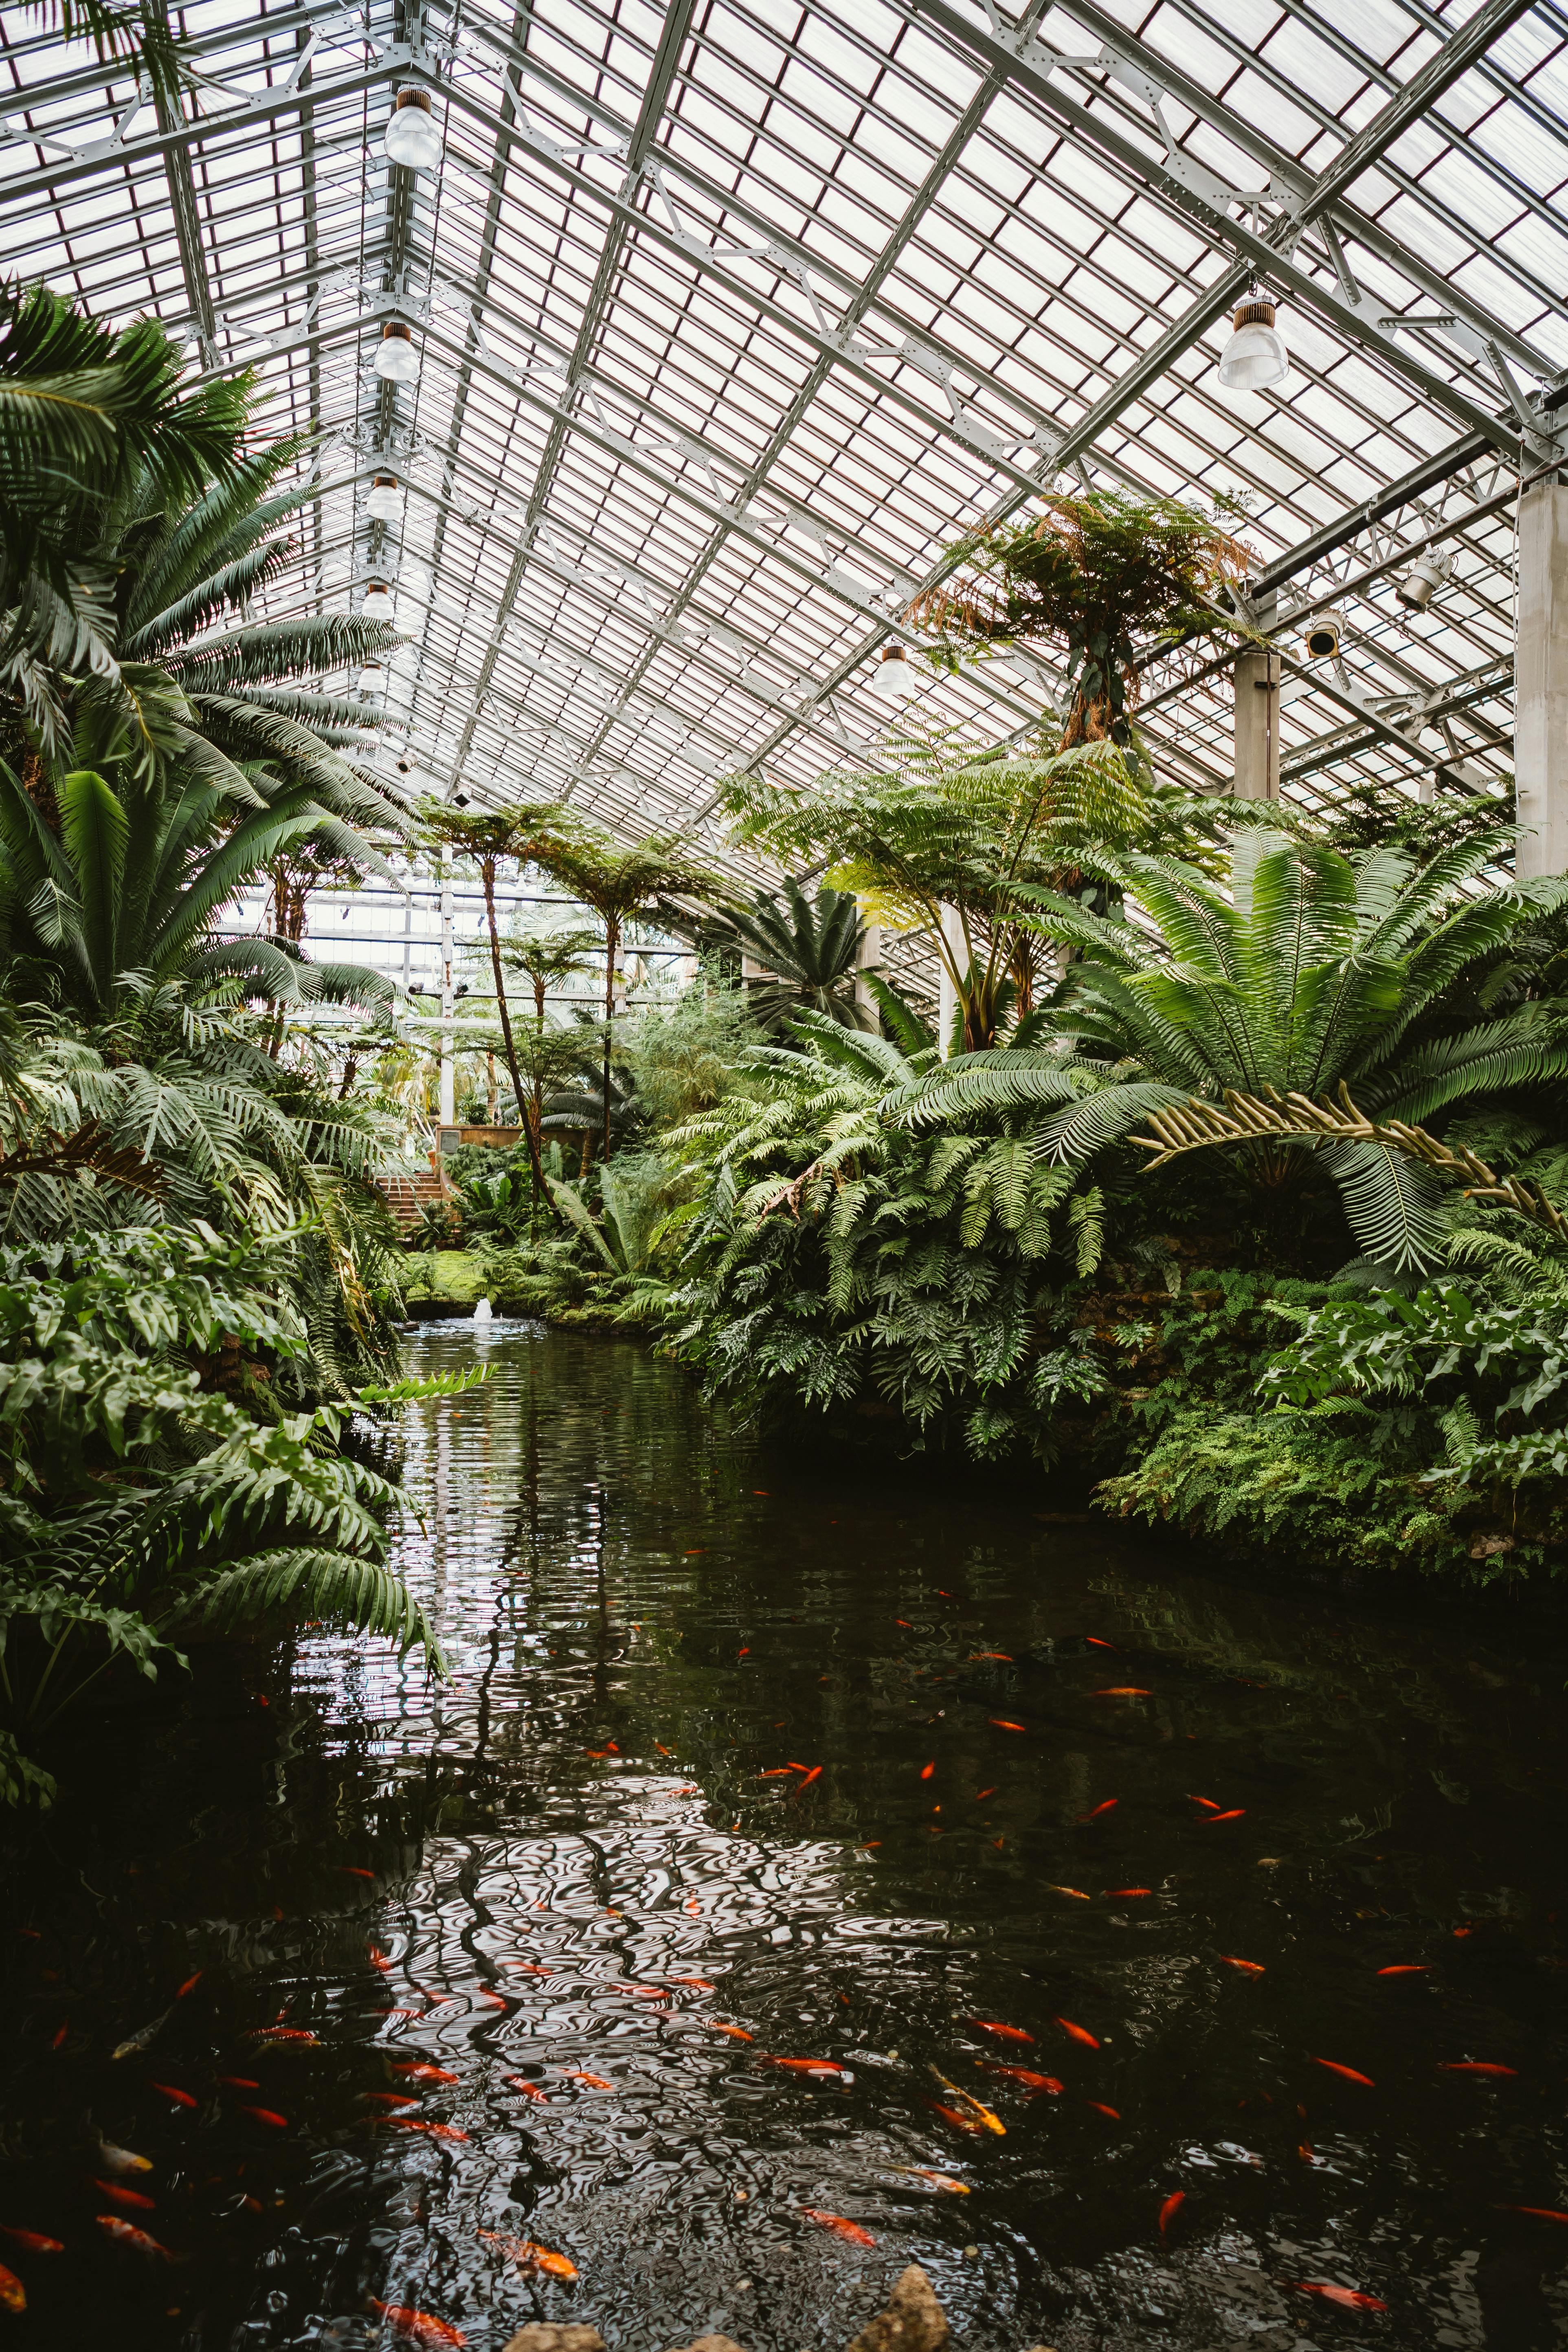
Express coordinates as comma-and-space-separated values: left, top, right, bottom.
384, 88, 442, 173
867, 645, 920, 707
1218, 293, 1289, 393
366, 472, 402, 523
362, 580, 395, 620
373, 323, 419, 384
1395, 552, 1448, 613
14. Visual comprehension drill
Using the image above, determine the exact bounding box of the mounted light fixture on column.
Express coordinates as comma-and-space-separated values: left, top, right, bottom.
362, 580, 395, 619
384, 88, 442, 173
1218, 292, 1289, 393
366, 473, 402, 522
373, 322, 419, 383
867, 645, 919, 706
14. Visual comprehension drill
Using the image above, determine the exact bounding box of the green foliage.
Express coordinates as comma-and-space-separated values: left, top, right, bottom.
687, 879, 873, 1031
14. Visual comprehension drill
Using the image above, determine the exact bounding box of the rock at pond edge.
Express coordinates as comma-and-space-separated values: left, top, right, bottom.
845, 2264, 950, 2352
502, 2328, 607, 2352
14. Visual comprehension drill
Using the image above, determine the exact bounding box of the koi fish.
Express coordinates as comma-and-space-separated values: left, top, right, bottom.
801, 2208, 875, 2246
1377, 1965, 1426, 1976
149, 2082, 197, 2109
111, 2009, 171, 2061
1219, 1957, 1265, 1975
1288, 2283, 1388, 2312
93, 2181, 155, 2211
1045, 1884, 1091, 1900
1085, 2102, 1120, 2119
248, 2027, 319, 2044
708, 2023, 753, 2040
0, 2265, 22, 2313
0, 2230, 61, 2254
927, 2102, 984, 2133
477, 2231, 577, 2278
1085, 1638, 1117, 1649
369, 1947, 394, 1972
367, 2298, 467, 2347
990, 1719, 1027, 1732
971, 1652, 1013, 1662
668, 1978, 714, 1990
95, 2142, 152, 2175
975, 1788, 998, 1801
760, 1768, 793, 1778
1313, 2059, 1375, 2086
96, 2218, 182, 2260
176, 1972, 202, 2000
561, 2071, 613, 2088
1105, 1889, 1152, 1898
920, 1762, 936, 1780
737, 1649, 751, 1660
981, 2065, 1062, 2093
1094, 1688, 1151, 1698
1502, 2206, 1568, 2223
385, 2120, 470, 2141
219, 2077, 260, 2090
896, 2168, 971, 2193
391, 2064, 459, 2085
1187, 1796, 1220, 1810
969, 2019, 1034, 2043
241, 2108, 289, 2130
340, 1867, 376, 1881
1078, 1799, 1119, 1821
1158, 2192, 1185, 2233
1055, 2017, 1100, 2049
1208, 1810, 1246, 1823
763, 2057, 847, 2076
795, 1767, 823, 1789
503, 2077, 549, 2102
929, 2068, 1004, 2134
361, 2092, 419, 2107
1441, 2061, 1517, 2075
656, 1744, 674, 1755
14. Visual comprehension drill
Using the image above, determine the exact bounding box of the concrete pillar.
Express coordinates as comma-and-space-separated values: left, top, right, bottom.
937, 903, 965, 1059
853, 908, 881, 1026
1515, 481, 1568, 879
438, 848, 455, 1129
1233, 647, 1282, 800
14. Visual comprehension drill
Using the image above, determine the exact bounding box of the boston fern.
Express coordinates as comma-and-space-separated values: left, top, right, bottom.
0, 1223, 446, 1806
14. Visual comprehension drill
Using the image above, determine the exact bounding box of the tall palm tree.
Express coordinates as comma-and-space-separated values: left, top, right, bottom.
904, 826, 1568, 1270
536, 831, 728, 1164
417, 797, 574, 1199
496, 920, 601, 1155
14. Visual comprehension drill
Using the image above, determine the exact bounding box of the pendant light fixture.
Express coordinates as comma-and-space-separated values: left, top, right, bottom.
1218, 289, 1289, 393
867, 645, 920, 706
384, 88, 442, 173
362, 580, 395, 620
366, 473, 402, 523
373, 322, 419, 384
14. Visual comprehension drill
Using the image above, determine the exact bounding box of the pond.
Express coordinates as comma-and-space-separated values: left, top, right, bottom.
4, 1320, 1568, 2352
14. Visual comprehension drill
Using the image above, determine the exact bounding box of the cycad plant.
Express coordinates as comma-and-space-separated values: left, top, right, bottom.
905, 827, 1568, 1270
693, 877, 874, 1030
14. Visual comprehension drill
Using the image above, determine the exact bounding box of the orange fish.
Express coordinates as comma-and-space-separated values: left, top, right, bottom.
1105, 1888, 1152, 1898
97, 2218, 180, 2260
340, 1867, 376, 1881
1313, 2059, 1374, 2087
1094, 1688, 1151, 1698
0, 2264, 22, 2314
927, 2101, 984, 2134
1159, 2192, 1185, 2234
503, 2076, 549, 2102
802, 2208, 875, 2245
391, 2064, 459, 2085
1208, 1810, 1246, 1823
656, 1744, 674, 1756
708, 2023, 753, 2040
975, 1788, 998, 1801
1377, 1965, 1426, 1976
150, 2082, 197, 2109
1085, 1638, 1117, 1649
0, 2230, 61, 2254
94, 2181, 154, 2211
176, 1972, 202, 2000
1187, 1795, 1220, 1810
248, 2027, 318, 2044
971, 1652, 1012, 1661
981, 2065, 1061, 2093
362, 2092, 419, 2108
1078, 1799, 1118, 1821
369, 1947, 393, 1972
241, 2108, 289, 2129
367, 2299, 467, 2347
763, 2057, 847, 2076
220, 2075, 260, 2089
561, 2071, 612, 2088
969, 2019, 1034, 2044
1044, 1884, 1091, 1901
477, 2231, 578, 2279
1441, 2061, 1517, 2076
899, 2168, 970, 2193
759, 1768, 793, 1778
795, 1767, 822, 1789
385, 2120, 469, 2141
1086, 2101, 1120, 2119
990, 1719, 1027, 1732
1219, 1957, 1265, 1975
920, 1762, 936, 1781
1055, 2017, 1099, 2049
1502, 2206, 1568, 2223
1288, 2284, 1387, 2312
895, 1619, 912, 1628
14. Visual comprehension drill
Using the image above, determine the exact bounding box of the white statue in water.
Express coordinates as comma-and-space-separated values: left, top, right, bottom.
473, 1296, 494, 1324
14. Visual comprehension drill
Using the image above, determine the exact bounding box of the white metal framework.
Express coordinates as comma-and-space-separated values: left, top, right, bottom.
4, 0, 1567, 896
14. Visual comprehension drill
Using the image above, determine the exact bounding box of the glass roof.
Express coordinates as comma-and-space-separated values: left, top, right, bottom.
3, 0, 1565, 885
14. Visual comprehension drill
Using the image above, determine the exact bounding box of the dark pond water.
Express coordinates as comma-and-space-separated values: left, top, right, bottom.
5, 1322, 1568, 2352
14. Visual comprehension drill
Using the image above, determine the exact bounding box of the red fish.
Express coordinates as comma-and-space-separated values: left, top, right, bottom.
367, 2299, 467, 2347
801, 2208, 875, 2246
561, 2071, 612, 2088
1219, 1957, 1265, 1975
708, 2023, 753, 2040
1085, 1638, 1117, 1649
241, 2107, 289, 2129
1187, 1796, 1220, 1810
248, 2027, 318, 2044
176, 1972, 202, 1999
763, 2057, 847, 2076
927, 2102, 984, 2134
96, 2218, 181, 2260
920, 1762, 936, 1781
477, 2231, 577, 2278
969, 2019, 1034, 2043
1078, 1799, 1118, 1820
94, 2181, 155, 2211
737, 1649, 750, 1660
1441, 2061, 1517, 2075
990, 1719, 1027, 1732
340, 1867, 376, 1881
1105, 1888, 1152, 1898
362, 2092, 419, 2107
0, 2265, 22, 2313
1377, 1965, 1426, 1976
1158, 2192, 1185, 2234
981, 2065, 1062, 2093
0, 2229, 61, 2255
975, 1788, 998, 1801
1086, 2101, 1120, 2119
795, 1767, 822, 1789
369, 1947, 393, 1972
1503, 2206, 1568, 2223
391, 2064, 459, 2085
1288, 2283, 1388, 2312
1208, 1810, 1246, 1823
385, 2120, 469, 2141
1313, 2059, 1375, 2087
760, 1768, 793, 1778
149, 2082, 197, 2109
1094, 1688, 1151, 1698
219, 2077, 260, 2090
1055, 2017, 1100, 2049
503, 2076, 549, 2102
971, 1652, 1013, 1661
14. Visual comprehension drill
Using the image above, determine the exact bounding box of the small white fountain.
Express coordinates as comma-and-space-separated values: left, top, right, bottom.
472, 1296, 494, 1326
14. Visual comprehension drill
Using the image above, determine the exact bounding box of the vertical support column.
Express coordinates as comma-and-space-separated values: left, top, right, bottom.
439, 847, 456, 1130
937, 904, 965, 1060
1515, 481, 1568, 880
1233, 647, 1282, 800
854, 906, 881, 1028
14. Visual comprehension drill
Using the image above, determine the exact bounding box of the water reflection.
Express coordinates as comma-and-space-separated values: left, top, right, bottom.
3, 1321, 1567, 2352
